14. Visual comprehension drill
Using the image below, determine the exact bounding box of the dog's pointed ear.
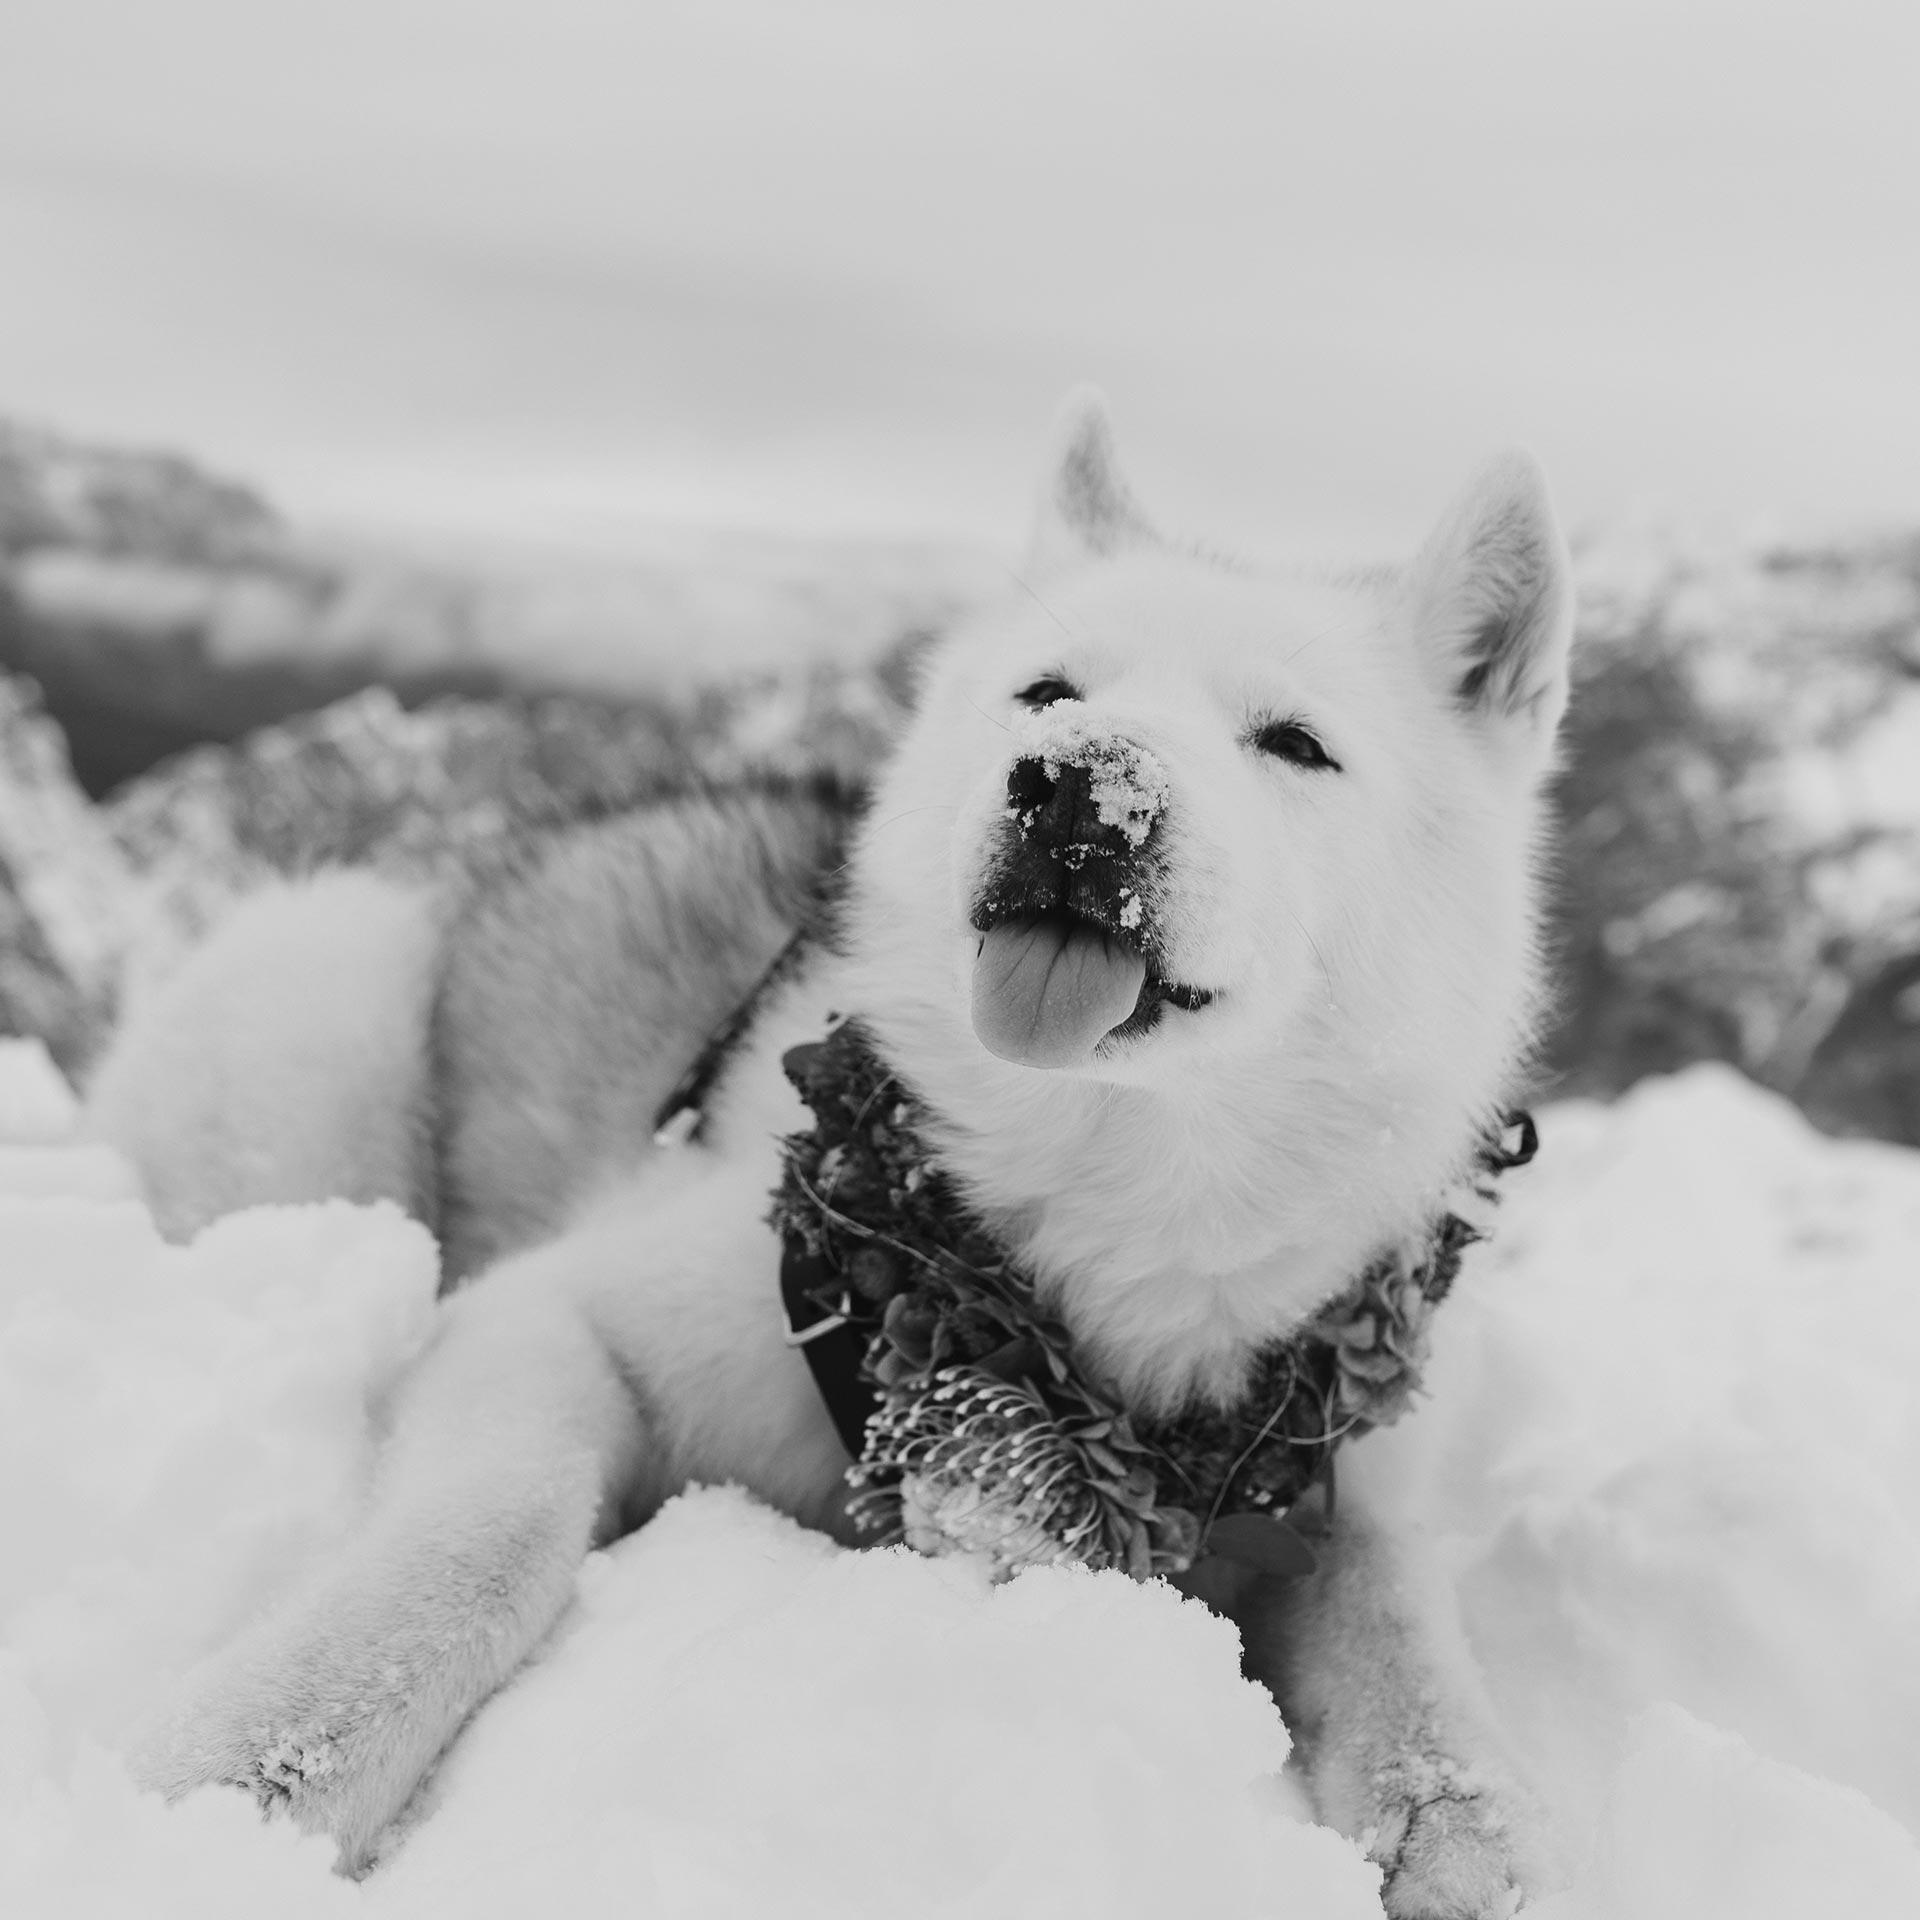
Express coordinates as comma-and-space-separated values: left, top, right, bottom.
1408, 452, 1574, 751
1024, 387, 1155, 579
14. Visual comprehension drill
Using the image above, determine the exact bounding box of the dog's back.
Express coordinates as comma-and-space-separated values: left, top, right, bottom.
432, 785, 848, 1278
87, 784, 851, 1273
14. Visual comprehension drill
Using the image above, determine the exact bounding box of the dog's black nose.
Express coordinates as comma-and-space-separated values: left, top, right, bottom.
1006, 756, 1128, 857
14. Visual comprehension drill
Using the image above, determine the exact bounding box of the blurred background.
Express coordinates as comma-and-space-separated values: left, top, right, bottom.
1, 0, 1917, 1138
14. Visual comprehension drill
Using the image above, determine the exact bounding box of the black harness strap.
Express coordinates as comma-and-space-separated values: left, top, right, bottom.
1492, 1109, 1540, 1171
648, 931, 879, 1454
650, 929, 812, 1147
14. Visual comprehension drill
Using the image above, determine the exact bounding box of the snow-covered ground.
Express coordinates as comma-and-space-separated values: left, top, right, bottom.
1, 1038, 1915, 1917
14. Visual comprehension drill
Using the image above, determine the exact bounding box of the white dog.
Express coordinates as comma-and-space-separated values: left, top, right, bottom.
93, 394, 1574, 1917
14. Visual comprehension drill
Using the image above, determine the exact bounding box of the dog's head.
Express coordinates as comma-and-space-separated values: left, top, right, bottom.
854, 391, 1574, 1112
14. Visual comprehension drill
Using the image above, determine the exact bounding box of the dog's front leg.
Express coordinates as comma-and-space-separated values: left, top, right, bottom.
139, 1257, 649, 1873
1229, 1496, 1559, 1919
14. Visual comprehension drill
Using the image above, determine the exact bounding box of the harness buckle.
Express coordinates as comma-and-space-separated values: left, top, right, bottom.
651, 1105, 701, 1150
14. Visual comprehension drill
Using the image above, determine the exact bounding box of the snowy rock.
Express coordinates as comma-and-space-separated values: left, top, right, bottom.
99, 686, 681, 979
0, 656, 900, 1071
0, 419, 283, 568
0, 679, 135, 1067
99, 671, 894, 993
0, 622, 805, 1078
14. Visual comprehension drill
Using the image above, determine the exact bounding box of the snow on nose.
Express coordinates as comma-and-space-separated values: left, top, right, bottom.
1007, 701, 1169, 850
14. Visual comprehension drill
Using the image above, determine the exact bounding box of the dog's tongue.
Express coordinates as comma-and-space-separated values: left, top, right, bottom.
971, 918, 1148, 1069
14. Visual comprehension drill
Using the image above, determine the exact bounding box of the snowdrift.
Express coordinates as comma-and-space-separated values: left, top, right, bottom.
0, 1039, 1915, 1917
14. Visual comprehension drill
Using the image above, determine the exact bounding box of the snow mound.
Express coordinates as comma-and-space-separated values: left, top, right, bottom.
1540, 1705, 1920, 1919
374, 1492, 1374, 1918
1358, 1063, 1920, 1905
1, 1048, 1916, 1916
0, 1181, 439, 1772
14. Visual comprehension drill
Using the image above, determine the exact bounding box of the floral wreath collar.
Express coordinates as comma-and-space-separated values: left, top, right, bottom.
763, 1017, 1537, 1583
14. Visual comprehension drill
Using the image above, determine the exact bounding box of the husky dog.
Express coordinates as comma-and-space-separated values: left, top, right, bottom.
94, 395, 1574, 1918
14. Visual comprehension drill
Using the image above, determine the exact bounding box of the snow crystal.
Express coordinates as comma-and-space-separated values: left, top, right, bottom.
1, 1044, 1916, 1917
1010, 700, 1170, 847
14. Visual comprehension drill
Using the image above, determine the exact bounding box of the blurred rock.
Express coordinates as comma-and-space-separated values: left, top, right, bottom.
1549, 526, 1920, 1141
0, 653, 903, 1072
0, 419, 992, 796
0, 418, 284, 567
0, 679, 134, 1069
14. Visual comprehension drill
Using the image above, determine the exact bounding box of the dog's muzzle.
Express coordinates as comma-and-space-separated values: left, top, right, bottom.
967, 739, 1193, 1069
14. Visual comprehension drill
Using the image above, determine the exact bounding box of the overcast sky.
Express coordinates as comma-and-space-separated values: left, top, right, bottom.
2, 0, 1915, 561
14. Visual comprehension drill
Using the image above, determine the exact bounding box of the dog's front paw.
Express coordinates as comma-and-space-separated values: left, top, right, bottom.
135, 1616, 459, 1874
150, 1703, 347, 1820
137, 1492, 591, 1869
1364, 1754, 1548, 1920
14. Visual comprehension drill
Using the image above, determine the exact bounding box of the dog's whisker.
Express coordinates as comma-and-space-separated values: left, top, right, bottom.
1005, 569, 1074, 638
1283, 903, 1339, 1010
963, 698, 1014, 736
864, 803, 961, 838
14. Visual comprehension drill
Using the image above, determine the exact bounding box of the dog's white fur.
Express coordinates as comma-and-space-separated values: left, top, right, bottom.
97, 396, 1573, 1917
87, 869, 443, 1237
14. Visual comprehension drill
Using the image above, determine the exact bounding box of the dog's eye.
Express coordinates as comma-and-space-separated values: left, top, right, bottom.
1250, 719, 1341, 771
1016, 676, 1079, 709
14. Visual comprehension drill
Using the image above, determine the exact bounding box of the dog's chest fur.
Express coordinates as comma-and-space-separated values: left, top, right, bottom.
613, 959, 1452, 1448
430, 803, 1500, 1461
